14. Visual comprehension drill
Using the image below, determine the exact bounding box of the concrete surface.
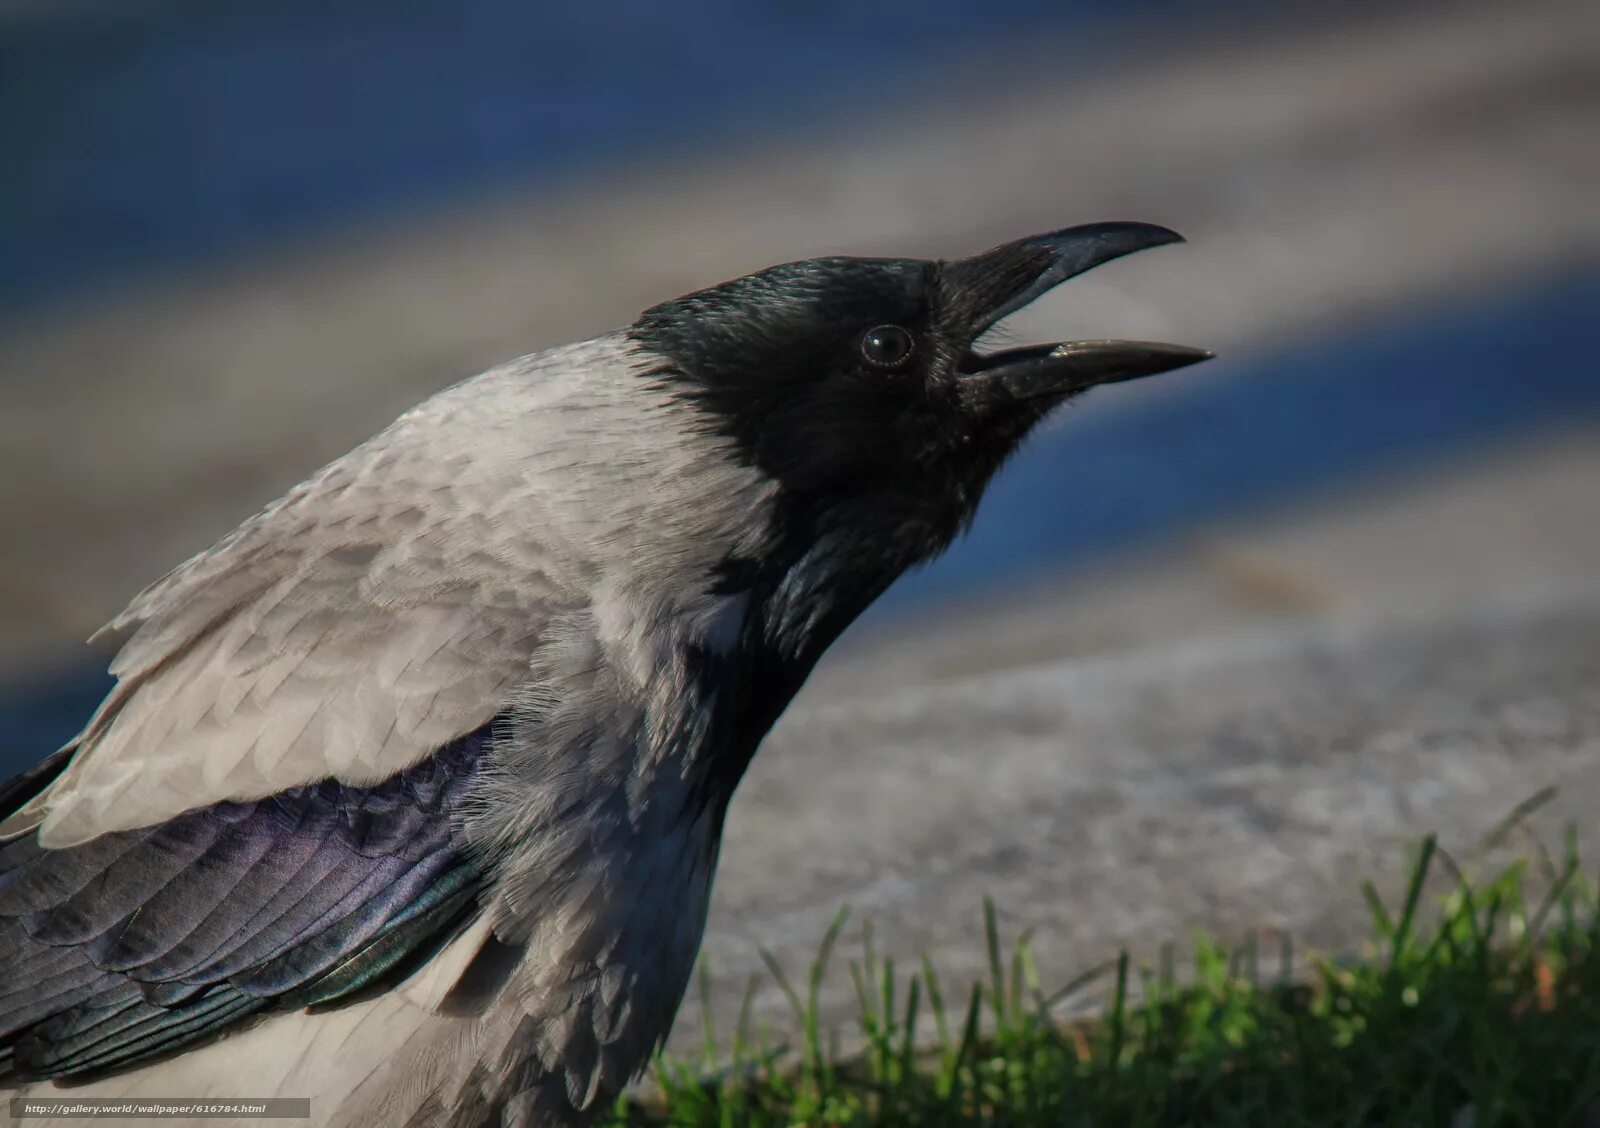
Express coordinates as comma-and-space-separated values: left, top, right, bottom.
683, 427, 1600, 1052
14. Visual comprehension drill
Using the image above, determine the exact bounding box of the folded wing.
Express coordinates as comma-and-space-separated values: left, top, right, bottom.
0, 725, 490, 1083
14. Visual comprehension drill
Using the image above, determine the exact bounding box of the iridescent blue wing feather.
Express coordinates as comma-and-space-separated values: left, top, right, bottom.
0, 724, 493, 1083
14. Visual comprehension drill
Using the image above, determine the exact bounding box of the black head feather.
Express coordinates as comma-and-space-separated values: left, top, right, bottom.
629, 247, 1058, 568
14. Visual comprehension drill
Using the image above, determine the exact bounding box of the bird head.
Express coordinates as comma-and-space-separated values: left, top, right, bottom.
630, 222, 1210, 592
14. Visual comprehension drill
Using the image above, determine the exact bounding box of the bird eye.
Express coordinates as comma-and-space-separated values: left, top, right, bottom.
860, 325, 915, 369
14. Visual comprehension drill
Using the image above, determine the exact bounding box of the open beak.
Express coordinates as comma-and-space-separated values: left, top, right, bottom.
953, 222, 1212, 411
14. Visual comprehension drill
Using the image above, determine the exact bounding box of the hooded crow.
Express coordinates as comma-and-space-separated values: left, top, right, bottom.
0, 223, 1208, 1125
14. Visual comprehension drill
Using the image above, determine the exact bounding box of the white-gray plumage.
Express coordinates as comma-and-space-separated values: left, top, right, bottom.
0, 224, 1207, 1125
10, 335, 770, 846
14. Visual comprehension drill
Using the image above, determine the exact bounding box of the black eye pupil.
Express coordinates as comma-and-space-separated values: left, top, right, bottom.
861, 325, 914, 368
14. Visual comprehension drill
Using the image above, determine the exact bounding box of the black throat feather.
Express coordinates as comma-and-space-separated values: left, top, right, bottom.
628, 255, 1038, 816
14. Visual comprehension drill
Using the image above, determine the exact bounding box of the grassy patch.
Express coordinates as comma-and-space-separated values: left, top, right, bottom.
608, 829, 1600, 1126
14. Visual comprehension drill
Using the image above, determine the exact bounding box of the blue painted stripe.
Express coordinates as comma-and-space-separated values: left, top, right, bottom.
0, 0, 1219, 312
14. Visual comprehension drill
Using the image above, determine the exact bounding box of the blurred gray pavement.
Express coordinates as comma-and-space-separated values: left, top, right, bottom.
689, 426, 1600, 1051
